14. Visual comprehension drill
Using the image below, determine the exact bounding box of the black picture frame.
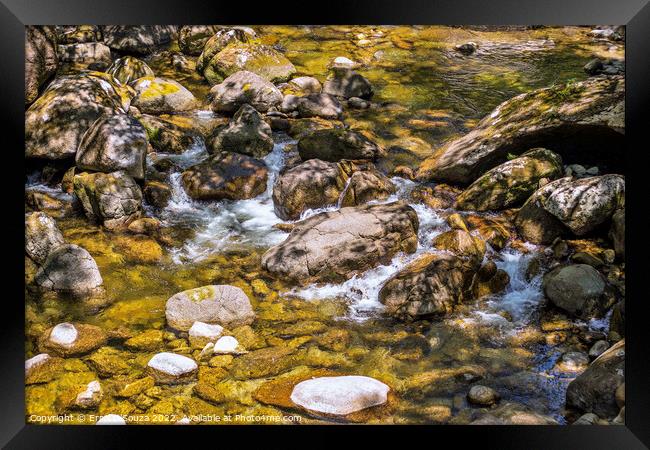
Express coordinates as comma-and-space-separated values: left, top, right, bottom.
3, 0, 647, 448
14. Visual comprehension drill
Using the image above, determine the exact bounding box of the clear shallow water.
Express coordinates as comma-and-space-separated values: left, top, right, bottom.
25, 25, 621, 424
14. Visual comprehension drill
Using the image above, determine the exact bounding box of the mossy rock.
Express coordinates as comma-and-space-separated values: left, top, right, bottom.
124, 329, 164, 351
115, 376, 156, 398
86, 346, 132, 377
229, 346, 297, 380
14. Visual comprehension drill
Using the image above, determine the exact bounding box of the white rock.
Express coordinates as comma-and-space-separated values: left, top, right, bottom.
176, 417, 192, 424
76, 380, 102, 408
290, 375, 390, 416
25, 353, 50, 374
331, 56, 358, 69
212, 335, 244, 355
147, 352, 198, 383
96, 414, 126, 425
189, 321, 223, 343
49, 323, 78, 347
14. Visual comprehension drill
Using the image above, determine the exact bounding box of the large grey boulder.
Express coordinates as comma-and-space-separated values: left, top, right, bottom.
196, 28, 256, 77
178, 25, 220, 56
103, 25, 177, 54
73, 171, 142, 229
76, 114, 148, 180
209, 70, 283, 113
25, 74, 125, 160
25, 26, 58, 105
296, 93, 343, 120
165, 285, 256, 331
417, 76, 624, 184
298, 128, 383, 162
57, 42, 112, 69
542, 264, 607, 319
34, 245, 103, 295
261, 201, 419, 284
455, 148, 563, 211
208, 104, 274, 157
25, 212, 65, 265
566, 340, 625, 419
181, 152, 268, 201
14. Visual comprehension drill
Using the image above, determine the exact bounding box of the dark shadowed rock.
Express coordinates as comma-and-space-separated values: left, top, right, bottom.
609, 209, 624, 260
178, 25, 220, 55
296, 93, 343, 120
323, 68, 373, 99
25, 26, 58, 105
418, 76, 624, 184
57, 42, 112, 70
542, 264, 607, 319
566, 339, 624, 419
138, 114, 194, 154
298, 128, 383, 162
209, 104, 274, 157
262, 201, 419, 284
338, 162, 395, 207
181, 151, 268, 201
103, 25, 177, 54
76, 114, 148, 179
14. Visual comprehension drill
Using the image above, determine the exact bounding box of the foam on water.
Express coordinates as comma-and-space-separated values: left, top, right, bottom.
161, 137, 290, 263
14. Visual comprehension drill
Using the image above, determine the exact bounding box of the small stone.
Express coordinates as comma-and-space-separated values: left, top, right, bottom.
147, 352, 198, 384
573, 412, 601, 425
50, 323, 78, 347
75, 380, 102, 408
556, 351, 590, 372
188, 321, 224, 347
212, 336, 245, 355
467, 385, 500, 406
290, 375, 390, 416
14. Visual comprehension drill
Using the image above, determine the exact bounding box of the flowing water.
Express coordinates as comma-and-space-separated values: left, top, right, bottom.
25, 25, 623, 424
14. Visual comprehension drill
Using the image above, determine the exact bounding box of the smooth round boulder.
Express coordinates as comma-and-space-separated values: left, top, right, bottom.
25, 212, 65, 264
25, 74, 124, 159
290, 376, 389, 416
181, 152, 268, 201
106, 56, 155, 85
38, 322, 107, 357
34, 244, 103, 295
272, 159, 346, 220
212, 336, 245, 355
131, 77, 197, 114
73, 171, 143, 229
323, 68, 373, 99
467, 385, 500, 406
76, 114, 148, 180
165, 285, 256, 331
196, 28, 256, 75
543, 264, 607, 319
209, 70, 283, 113
201, 42, 295, 84
298, 128, 383, 162
208, 104, 274, 157
147, 352, 198, 384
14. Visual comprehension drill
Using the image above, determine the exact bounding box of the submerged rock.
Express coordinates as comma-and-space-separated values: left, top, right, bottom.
209, 70, 283, 113
290, 376, 390, 416
323, 69, 373, 100
147, 352, 198, 384
418, 76, 624, 184
25, 26, 58, 105
76, 114, 148, 180
298, 128, 383, 162
467, 385, 500, 406
543, 264, 607, 319
25, 212, 65, 265
34, 244, 103, 295
566, 339, 624, 419
262, 201, 419, 284
201, 42, 295, 84
73, 171, 143, 229
470, 402, 558, 425
25, 74, 125, 160
106, 56, 155, 85
229, 346, 297, 379
38, 322, 107, 357
181, 151, 268, 201
131, 77, 197, 114
455, 148, 563, 211
57, 380, 103, 410
212, 336, 246, 355
165, 285, 256, 331
208, 104, 274, 157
